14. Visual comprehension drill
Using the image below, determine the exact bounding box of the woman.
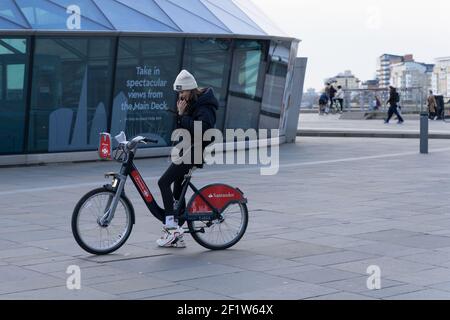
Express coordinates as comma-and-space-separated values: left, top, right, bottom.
427, 90, 437, 120
156, 70, 218, 248
335, 86, 345, 113
384, 86, 404, 124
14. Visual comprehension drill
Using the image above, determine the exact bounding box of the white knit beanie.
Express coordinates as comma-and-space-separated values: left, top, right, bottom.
173, 70, 198, 91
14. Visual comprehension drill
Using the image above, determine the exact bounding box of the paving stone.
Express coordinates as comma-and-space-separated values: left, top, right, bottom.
293, 251, 378, 266
388, 289, 450, 300
178, 271, 296, 296
0, 275, 63, 295
146, 289, 232, 300
331, 257, 434, 277
119, 285, 194, 299
231, 282, 339, 300
307, 292, 378, 300
0, 286, 118, 300
150, 264, 243, 282
90, 276, 172, 295
362, 284, 426, 299
385, 268, 450, 286
279, 267, 362, 284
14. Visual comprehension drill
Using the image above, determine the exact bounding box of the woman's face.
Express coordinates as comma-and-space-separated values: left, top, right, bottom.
179, 90, 191, 102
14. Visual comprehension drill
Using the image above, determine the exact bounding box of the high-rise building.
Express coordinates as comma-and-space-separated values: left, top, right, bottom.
377, 54, 405, 88
432, 57, 450, 99
390, 61, 434, 101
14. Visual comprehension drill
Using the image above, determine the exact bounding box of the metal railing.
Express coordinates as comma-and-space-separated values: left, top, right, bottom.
303, 87, 427, 114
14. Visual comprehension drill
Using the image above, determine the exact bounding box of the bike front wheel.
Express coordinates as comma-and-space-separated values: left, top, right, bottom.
187, 203, 248, 250
72, 187, 134, 255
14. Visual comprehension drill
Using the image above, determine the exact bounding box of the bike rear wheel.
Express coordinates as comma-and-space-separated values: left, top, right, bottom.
187, 202, 248, 250
72, 187, 134, 255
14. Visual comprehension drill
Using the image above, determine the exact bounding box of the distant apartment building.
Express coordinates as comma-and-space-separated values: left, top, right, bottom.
361, 79, 380, 90
326, 70, 360, 89
377, 54, 407, 88
432, 57, 450, 99
390, 60, 434, 101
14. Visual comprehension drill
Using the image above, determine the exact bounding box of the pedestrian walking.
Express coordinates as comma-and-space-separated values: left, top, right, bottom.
384, 86, 404, 124
427, 90, 437, 120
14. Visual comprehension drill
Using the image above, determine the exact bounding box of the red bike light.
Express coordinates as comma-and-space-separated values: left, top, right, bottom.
99, 133, 112, 160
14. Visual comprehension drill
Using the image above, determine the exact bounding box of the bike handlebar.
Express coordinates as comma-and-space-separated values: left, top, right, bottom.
125, 136, 158, 150
114, 132, 158, 153
142, 138, 159, 144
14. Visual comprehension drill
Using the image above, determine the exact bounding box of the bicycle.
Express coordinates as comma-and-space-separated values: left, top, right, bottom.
72, 132, 249, 255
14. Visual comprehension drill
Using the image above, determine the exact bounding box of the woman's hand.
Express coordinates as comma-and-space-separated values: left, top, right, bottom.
177, 99, 188, 116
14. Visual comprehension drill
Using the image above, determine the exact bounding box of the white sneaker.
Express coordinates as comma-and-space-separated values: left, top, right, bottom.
156, 227, 186, 248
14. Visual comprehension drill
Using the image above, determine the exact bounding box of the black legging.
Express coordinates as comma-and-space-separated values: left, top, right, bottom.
158, 162, 194, 217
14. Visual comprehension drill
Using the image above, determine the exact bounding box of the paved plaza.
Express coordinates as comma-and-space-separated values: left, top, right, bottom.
2, 136, 450, 299
299, 114, 450, 138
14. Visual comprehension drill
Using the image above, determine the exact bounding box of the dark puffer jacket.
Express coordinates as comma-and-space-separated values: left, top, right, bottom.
175, 88, 219, 165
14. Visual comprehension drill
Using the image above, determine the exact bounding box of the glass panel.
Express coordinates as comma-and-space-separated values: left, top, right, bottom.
28, 37, 115, 153
168, 0, 230, 31
2, 38, 27, 53
259, 41, 290, 130
16, 0, 110, 30
0, 16, 25, 29
183, 38, 232, 131
113, 37, 183, 147
203, 0, 262, 31
200, 0, 264, 35
232, 0, 286, 36
0, 64, 2, 98
0, 44, 13, 55
0, 0, 29, 27
94, 0, 178, 32
116, 0, 179, 30
154, 0, 229, 34
0, 37, 29, 155
7, 64, 25, 100
226, 40, 266, 130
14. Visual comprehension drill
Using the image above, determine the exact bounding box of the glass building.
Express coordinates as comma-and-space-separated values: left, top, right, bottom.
0, 0, 301, 163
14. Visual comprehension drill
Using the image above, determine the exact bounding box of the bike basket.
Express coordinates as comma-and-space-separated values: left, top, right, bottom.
98, 133, 112, 160
112, 145, 128, 163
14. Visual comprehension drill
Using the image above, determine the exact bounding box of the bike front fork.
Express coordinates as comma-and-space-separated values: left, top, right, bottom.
98, 173, 128, 227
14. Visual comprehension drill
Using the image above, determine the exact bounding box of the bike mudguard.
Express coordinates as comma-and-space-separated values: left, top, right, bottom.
187, 184, 247, 215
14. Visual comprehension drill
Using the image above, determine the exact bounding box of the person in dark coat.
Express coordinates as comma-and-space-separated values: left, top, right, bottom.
384, 86, 404, 124
157, 70, 218, 248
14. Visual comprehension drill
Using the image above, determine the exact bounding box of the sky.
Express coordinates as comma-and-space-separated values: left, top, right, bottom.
255, 0, 450, 91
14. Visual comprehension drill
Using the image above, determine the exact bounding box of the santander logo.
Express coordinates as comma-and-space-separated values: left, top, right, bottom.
208, 192, 235, 199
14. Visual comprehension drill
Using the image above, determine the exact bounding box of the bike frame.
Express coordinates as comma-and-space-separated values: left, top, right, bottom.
100, 149, 220, 228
